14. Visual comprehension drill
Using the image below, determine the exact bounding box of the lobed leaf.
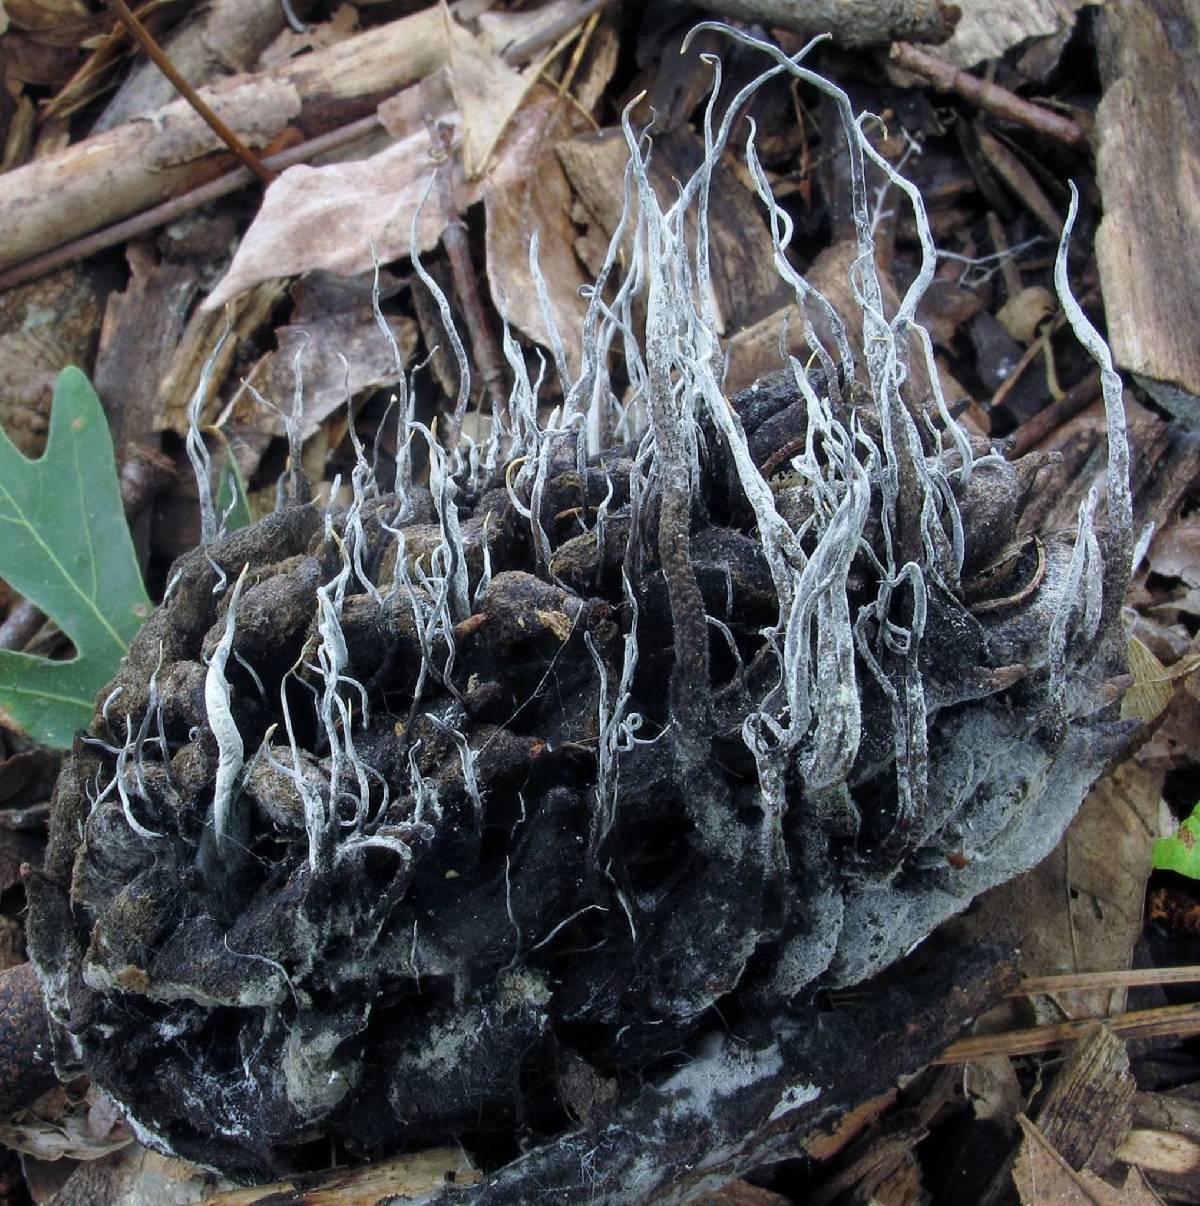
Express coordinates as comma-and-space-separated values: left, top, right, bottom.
0, 367, 151, 748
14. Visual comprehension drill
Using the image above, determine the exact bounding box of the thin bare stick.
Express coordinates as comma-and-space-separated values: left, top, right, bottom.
1008, 369, 1102, 458
937, 1000, 1200, 1063
102, 0, 276, 184
1014, 966, 1200, 996
0, 115, 380, 293
891, 42, 1088, 150
989, 314, 1067, 413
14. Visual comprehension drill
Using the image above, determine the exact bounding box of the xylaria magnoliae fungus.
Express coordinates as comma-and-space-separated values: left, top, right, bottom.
29, 25, 1132, 1198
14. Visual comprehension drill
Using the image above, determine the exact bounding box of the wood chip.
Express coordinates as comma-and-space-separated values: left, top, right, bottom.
1035, 1024, 1135, 1175
1095, 0, 1200, 414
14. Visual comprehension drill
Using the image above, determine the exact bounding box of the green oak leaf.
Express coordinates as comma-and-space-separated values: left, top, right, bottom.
0, 367, 151, 748
1152, 806, 1200, 880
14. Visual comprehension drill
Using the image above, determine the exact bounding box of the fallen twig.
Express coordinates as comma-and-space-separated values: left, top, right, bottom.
501, 0, 620, 64
891, 42, 1089, 149
1008, 369, 1102, 458
673, 0, 960, 47
425, 116, 508, 424
0, 5, 447, 272
1013, 966, 1200, 996
938, 1000, 1200, 1062
0, 2, 609, 294
0, 115, 381, 292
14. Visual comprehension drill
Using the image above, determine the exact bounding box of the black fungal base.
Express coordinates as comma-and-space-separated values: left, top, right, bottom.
26, 366, 1130, 1186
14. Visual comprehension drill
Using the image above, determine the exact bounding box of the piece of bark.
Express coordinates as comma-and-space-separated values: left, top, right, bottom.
224, 272, 419, 443
1125, 1093, 1200, 1205
1035, 1025, 1136, 1175
807, 1118, 928, 1206
1135, 1092, 1200, 1141
484, 93, 588, 379
665, 0, 960, 47
0, 264, 102, 458
722, 240, 933, 401
157, 280, 290, 436
800, 1090, 900, 1162
41, 1144, 231, 1204
1016, 390, 1183, 543
1082, 1166, 1167, 1206
974, 123, 1062, 235
0, 962, 57, 1117
92, 243, 200, 455
0, 5, 446, 272
1095, 0, 1200, 420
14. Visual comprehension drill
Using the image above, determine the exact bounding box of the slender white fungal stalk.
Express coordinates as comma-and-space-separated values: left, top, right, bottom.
186, 319, 233, 544
207, 565, 249, 854
1054, 183, 1133, 628
411, 176, 472, 446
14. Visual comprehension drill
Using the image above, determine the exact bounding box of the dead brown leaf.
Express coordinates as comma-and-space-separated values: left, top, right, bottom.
723, 240, 929, 398
161, 280, 288, 435
998, 285, 1056, 344
202, 74, 586, 396
484, 89, 587, 377
202, 73, 468, 313
0, 1083, 132, 1163
1122, 635, 1200, 725
224, 271, 418, 444
1148, 519, 1200, 587
4, 0, 92, 37
953, 757, 1163, 1024
32, 1140, 229, 1202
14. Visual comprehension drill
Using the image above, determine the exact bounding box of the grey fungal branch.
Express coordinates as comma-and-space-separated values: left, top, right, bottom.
29, 27, 1131, 1195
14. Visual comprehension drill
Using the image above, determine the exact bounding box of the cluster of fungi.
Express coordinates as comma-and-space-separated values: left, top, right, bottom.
28, 28, 1131, 1197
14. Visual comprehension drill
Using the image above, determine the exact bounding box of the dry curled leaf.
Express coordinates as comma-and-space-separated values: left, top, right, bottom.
202, 74, 469, 313
204, 77, 580, 333
442, 0, 534, 178
998, 284, 1056, 343
1122, 635, 1200, 724
936, 0, 1101, 68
